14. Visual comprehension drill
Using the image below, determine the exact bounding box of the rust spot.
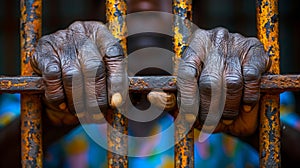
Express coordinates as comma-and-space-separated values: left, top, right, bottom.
20, 0, 43, 167
106, 0, 127, 54
259, 95, 281, 167
175, 112, 194, 168
257, 0, 281, 167
173, 1, 194, 167
106, 1, 128, 168
172, 0, 192, 76
256, 0, 280, 74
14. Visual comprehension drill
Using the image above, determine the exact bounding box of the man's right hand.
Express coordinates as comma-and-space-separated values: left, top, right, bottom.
31, 21, 127, 125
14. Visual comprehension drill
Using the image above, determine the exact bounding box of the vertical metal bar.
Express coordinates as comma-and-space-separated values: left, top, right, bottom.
106, 0, 127, 53
20, 0, 43, 167
256, 0, 281, 167
173, 0, 192, 76
173, 0, 194, 168
106, 0, 128, 168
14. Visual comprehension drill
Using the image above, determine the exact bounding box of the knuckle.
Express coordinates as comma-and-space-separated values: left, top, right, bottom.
105, 43, 124, 57
199, 74, 221, 91
178, 66, 197, 80
243, 93, 259, 102
44, 63, 61, 75
182, 46, 197, 60
243, 65, 259, 81
45, 89, 64, 103
246, 37, 262, 47
212, 27, 229, 42
225, 75, 242, 89
193, 28, 210, 42
63, 68, 81, 84
68, 21, 85, 33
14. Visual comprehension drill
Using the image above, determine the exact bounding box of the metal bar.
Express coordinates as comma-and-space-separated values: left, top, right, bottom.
1, 75, 300, 93
0, 76, 44, 93
172, 0, 193, 76
173, 0, 194, 167
20, 0, 43, 167
256, 0, 281, 167
106, 0, 128, 168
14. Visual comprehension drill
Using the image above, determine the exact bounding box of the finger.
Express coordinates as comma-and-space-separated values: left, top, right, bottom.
45, 108, 78, 126
32, 36, 66, 113
77, 36, 107, 119
147, 91, 176, 110
223, 56, 243, 120
69, 21, 127, 107
104, 43, 127, 108
215, 103, 260, 136
177, 29, 209, 115
242, 38, 269, 112
199, 28, 228, 125
55, 30, 85, 115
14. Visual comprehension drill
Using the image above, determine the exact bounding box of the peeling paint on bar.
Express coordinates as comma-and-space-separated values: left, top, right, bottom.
106, 0, 128, 168
0, 76, 44, 93
173, 0, 194, 167
260, 94, 281, 167
106, 0, 127, 54
174, 114, 194, 168
256, 0, 281, 167
20, 0, 43, 167
1, 75, 300, 93
256, 0, 279, 74
172, 0, 192, 76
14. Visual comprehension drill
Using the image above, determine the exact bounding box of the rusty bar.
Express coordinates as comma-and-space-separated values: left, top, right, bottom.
106, 0, 127, 53
256, 0, 281, 167
173, 0, 194, 167
20, 0, 43, 167
106, 0, 128, 168
0, 76, 45, 93
172, 0, 192, 76
1, 74, 300, 93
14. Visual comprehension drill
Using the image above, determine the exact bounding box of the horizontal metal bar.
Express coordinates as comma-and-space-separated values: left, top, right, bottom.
0, 75, 300, 93
0, 76, 44, 93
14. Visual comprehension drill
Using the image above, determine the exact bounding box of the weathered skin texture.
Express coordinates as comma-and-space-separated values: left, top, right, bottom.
31, 21, 125, 125
177, 27, 270, 136
31, 22, 269, 136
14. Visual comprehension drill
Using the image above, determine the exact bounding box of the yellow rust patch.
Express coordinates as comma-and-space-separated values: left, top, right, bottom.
0, 80, 28, 88
257, 0, 281, 167
256, 0, 279, 74
106, 0, 127, 54
259, 94, 281, 167
106, 2, 128, 168
172, 0, 192, 76
173, 26, 184, 59
20, 0, 43, 167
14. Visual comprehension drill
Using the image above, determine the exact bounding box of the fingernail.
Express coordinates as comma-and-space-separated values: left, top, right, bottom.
93, 113, 104, 120
222, 120, 233, 125
185, 114, 196, 123
243, 105, 252, 112
111, 93, 122, 108
76, 112, 85, 118
59, 103, 67, 110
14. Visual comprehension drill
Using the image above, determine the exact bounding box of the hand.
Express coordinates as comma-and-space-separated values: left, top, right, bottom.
177, 27, 270, 136
31, 21, 126, 125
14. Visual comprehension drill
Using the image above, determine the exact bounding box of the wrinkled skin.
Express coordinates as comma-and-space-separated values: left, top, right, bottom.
177, 28, 270, 136
31, 21, 269, 136
31, 21, 126, 125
